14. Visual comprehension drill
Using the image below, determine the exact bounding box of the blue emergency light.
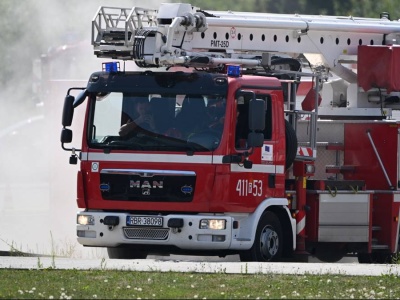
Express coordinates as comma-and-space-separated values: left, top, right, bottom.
227, 65, 241, 77
103, 62, 120, 73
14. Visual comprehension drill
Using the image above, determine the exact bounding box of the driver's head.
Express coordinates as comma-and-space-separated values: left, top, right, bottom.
135, 99, 150, 115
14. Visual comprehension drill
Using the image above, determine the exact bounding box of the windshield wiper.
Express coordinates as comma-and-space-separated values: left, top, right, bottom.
100, 140, 144, 152
93, 134, 212, 154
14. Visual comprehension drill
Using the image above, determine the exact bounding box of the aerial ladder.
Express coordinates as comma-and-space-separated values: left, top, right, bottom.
92, 3, 400, 116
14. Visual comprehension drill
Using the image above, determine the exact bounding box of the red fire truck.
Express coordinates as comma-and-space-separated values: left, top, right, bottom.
61, 3, 400, 263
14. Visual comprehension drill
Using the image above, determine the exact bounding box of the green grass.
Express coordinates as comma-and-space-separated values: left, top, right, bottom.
0, 269, 399, 299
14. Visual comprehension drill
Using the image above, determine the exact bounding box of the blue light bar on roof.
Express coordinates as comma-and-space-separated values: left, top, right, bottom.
227, 65, 241, 77
102, 62, 120, 73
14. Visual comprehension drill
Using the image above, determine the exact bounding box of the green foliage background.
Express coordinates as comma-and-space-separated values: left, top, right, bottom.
183, 0, 399, 17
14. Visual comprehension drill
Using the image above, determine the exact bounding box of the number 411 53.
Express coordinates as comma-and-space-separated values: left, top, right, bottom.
236, 179, 263, 197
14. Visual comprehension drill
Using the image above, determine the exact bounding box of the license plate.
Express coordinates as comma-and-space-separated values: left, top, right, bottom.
126, 216, 163, 227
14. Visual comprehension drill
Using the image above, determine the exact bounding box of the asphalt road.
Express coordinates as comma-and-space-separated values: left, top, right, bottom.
1, 256, 399, 276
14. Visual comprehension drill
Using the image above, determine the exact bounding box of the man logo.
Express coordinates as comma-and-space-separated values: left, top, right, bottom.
130, 180, 163, 189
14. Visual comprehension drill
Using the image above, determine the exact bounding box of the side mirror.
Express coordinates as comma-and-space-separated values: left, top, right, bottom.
248, 98, 265, 148
62, 89, 88, 127
249, 98, 265, 131
247, 132, 264, 148
61, 88, 85, 155
62, 95, 74, 127
60, 128, 73, 144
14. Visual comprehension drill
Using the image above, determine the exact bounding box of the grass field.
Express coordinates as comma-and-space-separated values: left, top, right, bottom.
0, 269, 399, 299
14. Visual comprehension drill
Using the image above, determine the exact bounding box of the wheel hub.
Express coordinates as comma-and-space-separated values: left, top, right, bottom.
260, 226, 279, 259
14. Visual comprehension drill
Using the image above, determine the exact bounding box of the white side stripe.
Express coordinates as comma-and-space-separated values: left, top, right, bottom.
81, 152, 284, 173
83, 152, 213, 164
230, 164, 284, 174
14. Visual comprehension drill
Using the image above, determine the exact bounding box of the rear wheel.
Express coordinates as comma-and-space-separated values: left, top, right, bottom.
357, 252, 393, 264
314, 243, 345, 263
107, 247, 147, 259
240, 211, 283, 262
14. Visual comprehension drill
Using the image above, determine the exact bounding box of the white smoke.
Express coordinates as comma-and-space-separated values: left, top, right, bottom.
0, 0, 167, 257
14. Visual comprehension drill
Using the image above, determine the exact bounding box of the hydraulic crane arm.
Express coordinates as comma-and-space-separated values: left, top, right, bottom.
92, 3, 400, 82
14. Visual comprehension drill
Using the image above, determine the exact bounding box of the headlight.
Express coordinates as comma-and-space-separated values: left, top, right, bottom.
77, 215, 95, 225
199, 219, 226, 230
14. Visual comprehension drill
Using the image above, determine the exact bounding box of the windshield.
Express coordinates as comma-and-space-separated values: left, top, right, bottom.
89, 92, 226, 152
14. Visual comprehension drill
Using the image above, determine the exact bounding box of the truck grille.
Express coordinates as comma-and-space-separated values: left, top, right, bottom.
100, 169, 196, 202
123, 227, 169, 240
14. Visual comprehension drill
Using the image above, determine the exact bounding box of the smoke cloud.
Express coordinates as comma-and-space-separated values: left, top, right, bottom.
0, 0, 166, 257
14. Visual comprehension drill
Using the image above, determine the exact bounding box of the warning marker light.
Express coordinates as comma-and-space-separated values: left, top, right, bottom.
227, 65, 241, 77
103, 62, 120, 73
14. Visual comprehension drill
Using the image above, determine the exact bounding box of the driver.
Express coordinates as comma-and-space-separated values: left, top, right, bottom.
119, 98, 155, 137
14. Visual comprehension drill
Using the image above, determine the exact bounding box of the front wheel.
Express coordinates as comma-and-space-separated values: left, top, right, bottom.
240, 211, 283, 262
107, 247, 147, 259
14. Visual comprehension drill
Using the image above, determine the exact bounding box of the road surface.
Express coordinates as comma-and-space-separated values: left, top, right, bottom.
0, 256, 399, 276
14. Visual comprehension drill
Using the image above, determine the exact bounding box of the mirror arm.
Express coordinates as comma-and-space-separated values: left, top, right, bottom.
61, 142, 81, 152
222, 148, 254, 169
243, 147, 254, 157
60, 144, 80, 165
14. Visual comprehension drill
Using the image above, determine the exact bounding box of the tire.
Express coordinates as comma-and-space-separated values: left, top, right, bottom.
314, 243, 345, 263
357, 252, 392, 264
285, 120, 298, 170
107, 247, 147, 259
240, 211, 283, 262
357, 253, 373, 264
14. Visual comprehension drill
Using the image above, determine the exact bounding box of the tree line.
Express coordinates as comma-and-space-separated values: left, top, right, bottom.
184, 0, 399, 18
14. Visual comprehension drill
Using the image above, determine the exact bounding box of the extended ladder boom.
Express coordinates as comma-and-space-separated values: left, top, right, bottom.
92, 3, 400, 81
92, 2, 400, 120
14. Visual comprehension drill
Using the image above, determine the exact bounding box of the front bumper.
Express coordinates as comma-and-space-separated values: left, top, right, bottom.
77, 211, 234, 250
